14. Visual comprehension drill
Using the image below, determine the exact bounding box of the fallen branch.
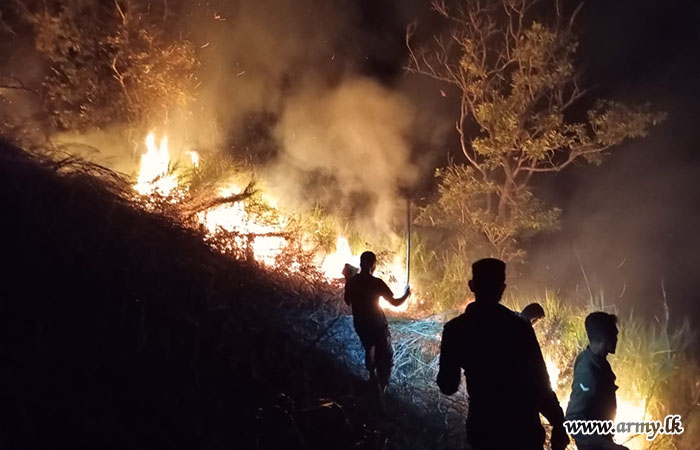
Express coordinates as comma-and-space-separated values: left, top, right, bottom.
183, 181, 257, 217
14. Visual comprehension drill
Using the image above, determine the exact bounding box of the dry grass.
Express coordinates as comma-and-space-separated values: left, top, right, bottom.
1, 141, 696, 450
0, 141, 464, 450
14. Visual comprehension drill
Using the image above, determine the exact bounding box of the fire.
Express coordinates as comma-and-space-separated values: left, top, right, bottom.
134, 133, 413, 312
546, 359, 648, 450
187, 150, 200, 168
379, 254, 411, 312
320, 235, 412, 312
134, 133, 288, 265
544, 355, 561, 390
320, 236, 358, 276
196, 183, 288, 266
135, 133, 178, 196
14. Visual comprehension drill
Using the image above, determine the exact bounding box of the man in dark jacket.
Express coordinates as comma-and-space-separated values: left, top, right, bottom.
565, 312, 629, 450
344, 251, 410, 394
437, 258, 569, 450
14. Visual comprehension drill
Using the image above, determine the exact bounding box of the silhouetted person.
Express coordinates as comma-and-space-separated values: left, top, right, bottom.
437, 258, 569, 450
520, 302, 546, 325
565, 312, 629, 450
344, 251, 410, 394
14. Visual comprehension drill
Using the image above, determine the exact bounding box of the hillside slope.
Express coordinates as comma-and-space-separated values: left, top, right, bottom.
0, 142, 463, 450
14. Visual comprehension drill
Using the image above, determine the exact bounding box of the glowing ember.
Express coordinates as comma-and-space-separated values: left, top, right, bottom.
135, 133, 178, 196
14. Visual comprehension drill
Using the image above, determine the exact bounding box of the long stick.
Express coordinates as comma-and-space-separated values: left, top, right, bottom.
406, 196, 411, 287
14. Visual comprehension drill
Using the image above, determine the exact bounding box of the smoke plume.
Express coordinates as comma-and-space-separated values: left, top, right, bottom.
187, 0, 424, 230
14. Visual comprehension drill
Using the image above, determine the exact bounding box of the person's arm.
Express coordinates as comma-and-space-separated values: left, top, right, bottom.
436, 321, 461, 395
566, 355, 600, 422
378, 280, 410, 307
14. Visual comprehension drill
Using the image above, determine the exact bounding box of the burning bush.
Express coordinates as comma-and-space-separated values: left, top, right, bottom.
126, 131, 419, 315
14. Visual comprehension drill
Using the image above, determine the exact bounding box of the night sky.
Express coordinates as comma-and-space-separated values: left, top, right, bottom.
531, 0, 700, 325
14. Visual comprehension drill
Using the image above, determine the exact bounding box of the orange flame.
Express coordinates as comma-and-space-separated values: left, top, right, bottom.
135, 133, 178, 196
196, 183, 288, 266
135, 133, 413, 313
319, 235, 412, 312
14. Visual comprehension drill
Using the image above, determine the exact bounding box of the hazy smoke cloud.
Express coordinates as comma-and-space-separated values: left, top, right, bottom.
270, 78, 418, 231
186, 0, 423, 229
189, 0, 356, 145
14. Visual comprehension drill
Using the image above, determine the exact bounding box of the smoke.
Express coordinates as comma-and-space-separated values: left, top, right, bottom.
3, 0, 698, 328
522, 0, 700, 327
270, 77, 418, 231
0, 0, 431, 231
526, 117, 700, 323
184, 0, 426, 231
187, 0, 355, 145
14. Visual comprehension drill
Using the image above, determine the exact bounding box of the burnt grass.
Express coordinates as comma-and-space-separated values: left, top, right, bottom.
0, 142, 466, 450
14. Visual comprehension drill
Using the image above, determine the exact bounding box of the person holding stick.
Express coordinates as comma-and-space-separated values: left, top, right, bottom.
344, 251, 410, 395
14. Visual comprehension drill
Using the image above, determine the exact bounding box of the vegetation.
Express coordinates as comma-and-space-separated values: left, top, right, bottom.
16, 0, 198, 131
0, 139, 451, 449
2, 131, 697, 449
407, 0, 665, 268
0, 1, 695, 448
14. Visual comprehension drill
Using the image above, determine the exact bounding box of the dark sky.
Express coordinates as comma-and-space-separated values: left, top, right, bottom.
529, 0, 700, 326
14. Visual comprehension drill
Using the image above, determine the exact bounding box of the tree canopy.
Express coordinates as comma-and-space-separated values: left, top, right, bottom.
407, 0, 665, 261
18, 0, 198, 131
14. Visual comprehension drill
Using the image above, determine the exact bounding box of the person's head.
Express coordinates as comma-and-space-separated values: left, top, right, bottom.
468, 258, 506, 303
359, 251, 377, 274
585, 312, 619, 355
521, 303, 545, 325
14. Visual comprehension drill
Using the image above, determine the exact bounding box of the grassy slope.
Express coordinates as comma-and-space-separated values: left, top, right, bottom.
2, 141, 697, 450
0, 142, 467, 450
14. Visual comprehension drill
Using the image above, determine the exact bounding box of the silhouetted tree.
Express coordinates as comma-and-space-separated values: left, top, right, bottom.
407, 0, 664, 261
